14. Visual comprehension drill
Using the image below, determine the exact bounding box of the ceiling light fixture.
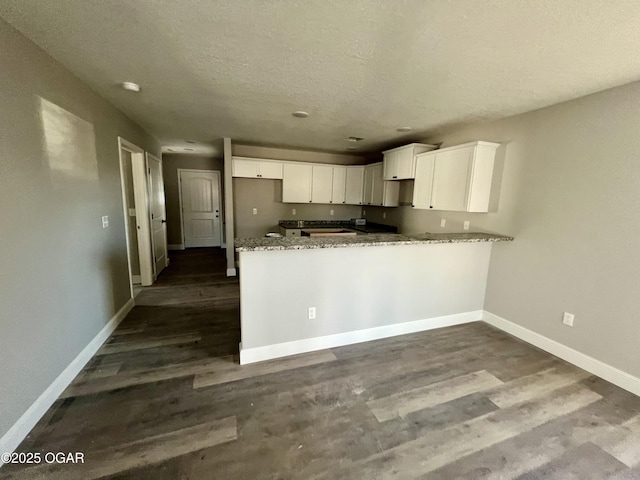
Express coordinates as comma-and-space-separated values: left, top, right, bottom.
292, 111, 309, 118
397, 126, 412, 132
346, 136, 364, 142
121, 81, 141, 92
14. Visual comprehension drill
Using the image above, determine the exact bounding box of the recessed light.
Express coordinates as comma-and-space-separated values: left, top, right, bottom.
292, 111, 309, 118
121, 81, 141, 92
346, 136, 364, 142
397, 126, 412, 132
185, 140, 196, 144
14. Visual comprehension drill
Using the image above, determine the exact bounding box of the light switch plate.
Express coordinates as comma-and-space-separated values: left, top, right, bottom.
101, 216, 109, 229
252, 208, 258, 215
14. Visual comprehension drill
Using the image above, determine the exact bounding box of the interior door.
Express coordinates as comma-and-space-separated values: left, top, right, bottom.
180, 170, 222, 248
146, 154, 168, 277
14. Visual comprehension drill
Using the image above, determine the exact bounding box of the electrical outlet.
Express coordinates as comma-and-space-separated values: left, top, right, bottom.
101, 216, 109, 229
308, 307, 316, 320
330, 209, 334, 216
363, 209, 366, 217
128, 208, 136, 217
440, 218, 446, 228
562, 312, 575, 326
383, 212, 387, 219
252, 208, 258, 215
292, 208, 296, 215
463, 220, 470, 230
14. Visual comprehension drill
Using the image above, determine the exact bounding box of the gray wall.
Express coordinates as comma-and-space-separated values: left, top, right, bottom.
366, 80, 640, 379
162, 153, 224, 246
240, 243, 492, 350
232, 145, 367, 238
0, 19, 159, 439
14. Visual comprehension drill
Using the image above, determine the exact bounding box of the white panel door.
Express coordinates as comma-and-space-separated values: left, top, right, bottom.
311, 165, 333, 203
147, 154, 168, 278
180, 170, 222, 247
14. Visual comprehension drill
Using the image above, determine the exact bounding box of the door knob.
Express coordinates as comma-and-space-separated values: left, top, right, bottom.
161, 219, 167, 223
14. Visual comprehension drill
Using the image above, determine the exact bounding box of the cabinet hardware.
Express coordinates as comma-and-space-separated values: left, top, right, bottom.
393, 176, 397, 179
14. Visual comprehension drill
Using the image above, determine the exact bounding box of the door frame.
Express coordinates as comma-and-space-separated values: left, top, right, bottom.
177, 168, 223, 248
118, 137, 154, 289
146, 152, 169, 279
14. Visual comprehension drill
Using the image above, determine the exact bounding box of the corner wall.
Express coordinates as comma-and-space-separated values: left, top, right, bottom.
367, 80, 640, 380
0, 19, 159, 442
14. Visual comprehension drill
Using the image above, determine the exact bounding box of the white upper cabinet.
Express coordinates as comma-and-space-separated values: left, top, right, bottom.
412, 141, 499, 212
232, 157, 284, 179
345, 166, 365, 205
331, 166, 347, 204
364, 163, 399, 207
383, 143, 438, 180
311, 165, 333, 204
282, 163, 312, 203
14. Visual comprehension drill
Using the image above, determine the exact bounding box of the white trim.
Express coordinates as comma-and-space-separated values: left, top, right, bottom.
117, 137, 145, 298
483, 311, 640, 397
177, 168, 223, 249
0, 299, 134, 464
168, 244, 185, 251
240, 311, 481, 364
226, 268, 237, 277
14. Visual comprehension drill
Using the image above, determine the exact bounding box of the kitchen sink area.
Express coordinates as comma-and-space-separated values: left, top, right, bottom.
278, 219, 398, 238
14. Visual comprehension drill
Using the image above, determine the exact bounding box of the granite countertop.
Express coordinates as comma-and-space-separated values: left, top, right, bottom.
278, 220, 397, 234
235, 232, 513, 252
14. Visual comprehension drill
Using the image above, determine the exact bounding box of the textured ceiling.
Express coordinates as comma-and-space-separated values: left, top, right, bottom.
2, 0, 640, 156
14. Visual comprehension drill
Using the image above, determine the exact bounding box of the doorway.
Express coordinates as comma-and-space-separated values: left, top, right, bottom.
178, 169, 223, 248
118, 138, 167, 291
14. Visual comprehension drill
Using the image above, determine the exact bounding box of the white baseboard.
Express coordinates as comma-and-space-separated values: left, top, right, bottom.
168, 244, 185, 250
240, 310, 482, 364
483, 311, 640, 397
226, 268, 237, 277
0, 298, 135, 464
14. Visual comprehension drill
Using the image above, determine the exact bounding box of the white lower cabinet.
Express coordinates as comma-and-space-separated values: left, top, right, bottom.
413, 141, 499, 212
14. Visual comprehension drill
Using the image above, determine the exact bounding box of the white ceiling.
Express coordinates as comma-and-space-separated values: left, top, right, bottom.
3, 0, 640, 157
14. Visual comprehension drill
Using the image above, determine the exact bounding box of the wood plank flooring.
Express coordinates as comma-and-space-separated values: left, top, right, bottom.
2, 248, 639, 479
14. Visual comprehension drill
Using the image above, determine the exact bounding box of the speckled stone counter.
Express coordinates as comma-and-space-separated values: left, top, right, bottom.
235, 232, 513, 252
278, 220, 398, 234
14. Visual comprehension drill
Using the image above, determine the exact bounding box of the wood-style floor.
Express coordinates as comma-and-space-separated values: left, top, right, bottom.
2, 248, 640, 479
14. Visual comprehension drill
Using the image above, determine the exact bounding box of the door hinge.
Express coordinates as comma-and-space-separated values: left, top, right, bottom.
148, 167, 151, 175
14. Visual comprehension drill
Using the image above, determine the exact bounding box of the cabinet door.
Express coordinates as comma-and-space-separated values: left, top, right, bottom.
431, 148, 473, 211
382, 181, 400, 207
282, 163, 312, 203
383, 151, 397, 180
311, 165, 333, 203
259, 161, 284, 179
331, 166, 346, 204
371, 163, 384, 206
345, 166, 364, 205
363, 165, 375, 205
232, 158, 259, 178
395, 148, 416, 179
413, 153, 435, 209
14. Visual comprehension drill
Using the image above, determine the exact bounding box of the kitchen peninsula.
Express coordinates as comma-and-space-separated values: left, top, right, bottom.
235, 230, 513, 364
